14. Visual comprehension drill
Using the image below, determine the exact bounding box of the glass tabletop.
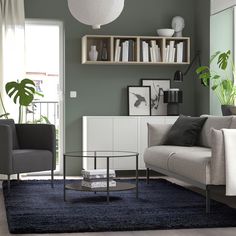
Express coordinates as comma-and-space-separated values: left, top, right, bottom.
64, 151, 139, 158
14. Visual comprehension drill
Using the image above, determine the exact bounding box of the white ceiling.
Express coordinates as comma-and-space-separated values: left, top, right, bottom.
211, 0, 236, 15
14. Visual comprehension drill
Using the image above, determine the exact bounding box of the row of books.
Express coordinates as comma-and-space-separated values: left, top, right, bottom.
81, 169, 116, 189
114, 39, 135, 62
141, 40, 162, 63
163, 41, 184, 63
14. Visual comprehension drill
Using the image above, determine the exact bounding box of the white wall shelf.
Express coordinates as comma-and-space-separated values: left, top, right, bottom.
82, 35, 190, 65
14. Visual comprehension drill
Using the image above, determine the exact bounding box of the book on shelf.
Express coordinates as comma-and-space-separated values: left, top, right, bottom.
142, 41, 149, 62
149, 40, 162, 63
122, 41, 129, 62
82, 180, 116, 188
114, 39, 120, 62
128, 40, 135, 61
176, 42, 184, 63
168, 41, 175, 63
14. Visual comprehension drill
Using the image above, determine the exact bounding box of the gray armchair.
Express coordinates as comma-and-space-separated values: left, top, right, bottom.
0, 119, 56, 191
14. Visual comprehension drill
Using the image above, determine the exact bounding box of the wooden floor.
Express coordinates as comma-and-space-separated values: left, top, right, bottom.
1, 176, 236, 236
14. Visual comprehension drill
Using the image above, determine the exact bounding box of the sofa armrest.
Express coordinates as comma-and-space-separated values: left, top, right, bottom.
210, 128, 225, 185
0, 125, 13, 174
16, 124, 56, 163
147, 123, 173, 147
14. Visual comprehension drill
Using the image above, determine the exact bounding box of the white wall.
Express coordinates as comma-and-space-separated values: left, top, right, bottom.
211, 0, 236, 15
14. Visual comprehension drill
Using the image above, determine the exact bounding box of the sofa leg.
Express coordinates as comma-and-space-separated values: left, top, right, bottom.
51, 169, 54, 188
7, 175, 11, 193
206, 185, 210, 214
146, 168, 150, 184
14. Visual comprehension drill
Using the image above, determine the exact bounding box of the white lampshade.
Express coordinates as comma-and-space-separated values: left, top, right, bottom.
67, 0, 125, 29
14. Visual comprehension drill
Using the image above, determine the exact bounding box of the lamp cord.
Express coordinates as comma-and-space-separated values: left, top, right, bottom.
183, 50, 201, 76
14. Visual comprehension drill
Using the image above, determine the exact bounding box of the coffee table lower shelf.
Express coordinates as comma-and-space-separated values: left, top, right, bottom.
66, 182, 136, 192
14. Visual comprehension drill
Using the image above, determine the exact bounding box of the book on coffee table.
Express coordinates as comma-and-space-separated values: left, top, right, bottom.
82, 169, 116, 179
81, 169, 116, 188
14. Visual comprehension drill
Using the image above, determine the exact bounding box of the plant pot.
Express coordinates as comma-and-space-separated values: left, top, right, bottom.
221, 105, 236, 116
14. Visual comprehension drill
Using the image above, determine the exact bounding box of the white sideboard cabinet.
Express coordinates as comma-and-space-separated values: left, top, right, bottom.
82, 116, 178, 170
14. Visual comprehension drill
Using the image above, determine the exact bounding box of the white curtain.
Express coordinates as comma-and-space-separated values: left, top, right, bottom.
0, 0, 25, 121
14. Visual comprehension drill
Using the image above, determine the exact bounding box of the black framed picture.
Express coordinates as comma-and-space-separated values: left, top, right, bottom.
141, 79, 170, 116
127, 86, 151, 116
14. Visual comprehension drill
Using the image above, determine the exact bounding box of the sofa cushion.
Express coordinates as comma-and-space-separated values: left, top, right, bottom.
167, 147, 211, 185
12, 149, 52, 173
144, 146, 178, 170
199, 115, 232, 147
0, 119, 19, 149
163, 115, 207, 146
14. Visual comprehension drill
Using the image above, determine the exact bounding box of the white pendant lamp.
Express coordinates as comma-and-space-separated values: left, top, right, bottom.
67, 0, 125, 29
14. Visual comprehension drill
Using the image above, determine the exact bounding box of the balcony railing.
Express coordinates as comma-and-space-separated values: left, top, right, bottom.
26, 101, 59, 125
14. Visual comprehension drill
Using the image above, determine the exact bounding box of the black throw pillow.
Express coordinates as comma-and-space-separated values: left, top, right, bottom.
163, 115, 208, 146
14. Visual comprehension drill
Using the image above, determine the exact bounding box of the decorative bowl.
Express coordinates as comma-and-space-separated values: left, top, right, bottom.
157, 29, 175, 37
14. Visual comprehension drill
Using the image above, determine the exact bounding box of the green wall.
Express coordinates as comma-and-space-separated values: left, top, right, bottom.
25, 0, 210, 175
210, 7, 234, 115
195, 0, 210, 115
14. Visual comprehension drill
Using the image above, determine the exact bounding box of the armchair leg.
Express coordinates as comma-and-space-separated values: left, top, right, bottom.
206, 185, 211, 214
146, 168, 150, 184
7, 175, 10, 192
51, 169, 54, 188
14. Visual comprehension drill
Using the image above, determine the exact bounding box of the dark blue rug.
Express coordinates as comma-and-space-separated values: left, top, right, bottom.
3, 179, 236, 234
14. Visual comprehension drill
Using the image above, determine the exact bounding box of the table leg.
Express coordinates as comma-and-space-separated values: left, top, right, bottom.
94, 152, 97, 194
107, 157, 109, 203
63, 155, 66, 201
94, 151, 97, 169
136, 154, 139, 199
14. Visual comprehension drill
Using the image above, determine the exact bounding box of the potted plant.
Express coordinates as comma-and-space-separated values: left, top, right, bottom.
196, 50, 236, 116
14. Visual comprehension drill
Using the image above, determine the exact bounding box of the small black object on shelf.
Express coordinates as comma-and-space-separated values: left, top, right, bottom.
173, 50, 201, 82
164, 89, 183, 116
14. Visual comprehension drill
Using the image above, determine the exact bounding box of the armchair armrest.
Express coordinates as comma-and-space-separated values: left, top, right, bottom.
147, 123, 172, 147
16, 124, 56, 159
0, 125, 13, 174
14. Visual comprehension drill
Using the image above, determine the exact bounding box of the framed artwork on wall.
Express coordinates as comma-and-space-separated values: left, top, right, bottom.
141, 79, 170, 116
127, 86, 151, 116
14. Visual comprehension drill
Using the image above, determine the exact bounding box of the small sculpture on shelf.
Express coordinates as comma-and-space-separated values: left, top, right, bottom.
172, 16, 185, 37
88, 45, 98, 61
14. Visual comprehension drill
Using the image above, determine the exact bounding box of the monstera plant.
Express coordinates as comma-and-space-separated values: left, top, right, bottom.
196, 50, 236, 115
5, 78, 42, 123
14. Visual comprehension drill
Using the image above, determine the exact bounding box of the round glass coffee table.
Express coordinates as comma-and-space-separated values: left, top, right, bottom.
63, 151, 139, 202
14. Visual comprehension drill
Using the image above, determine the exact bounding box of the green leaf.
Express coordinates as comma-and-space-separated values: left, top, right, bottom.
211, 84, 218, 90
5, 79, 36, 106
199, 72, 210, 80
211, 75, 220, 80
217, 50, 230, 70
202, 77, 210, 87
196, 66, 209, 74
210, 51, 221, 64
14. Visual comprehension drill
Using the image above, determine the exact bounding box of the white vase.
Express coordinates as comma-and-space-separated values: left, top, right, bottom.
89, 45, 98, 61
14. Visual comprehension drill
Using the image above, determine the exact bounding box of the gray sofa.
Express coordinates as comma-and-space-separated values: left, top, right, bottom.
0, 119, 56, 191
144, 115, 236, 213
